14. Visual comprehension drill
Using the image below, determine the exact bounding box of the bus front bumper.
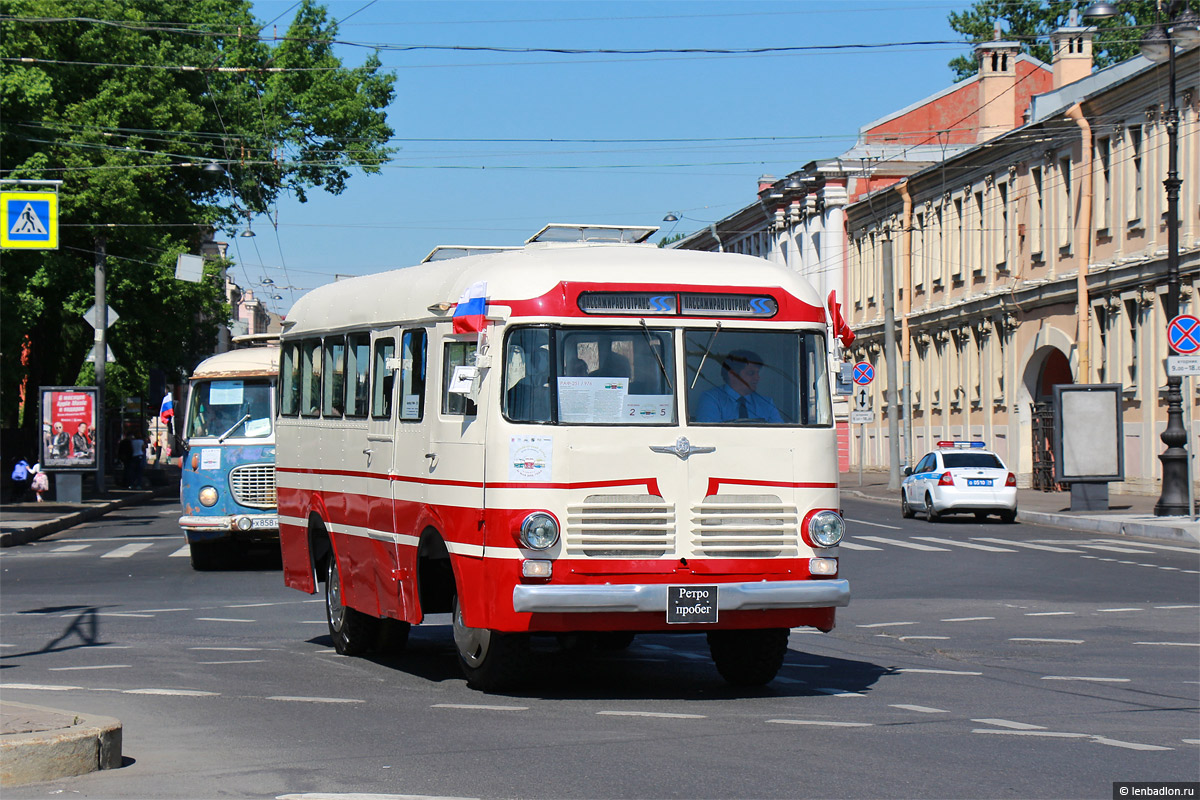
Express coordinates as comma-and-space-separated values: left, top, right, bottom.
180, 514, 279, 538
512, 579, 850, 614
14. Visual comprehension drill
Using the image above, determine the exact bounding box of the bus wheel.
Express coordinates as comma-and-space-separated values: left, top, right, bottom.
452, 594, 528, 691
707, 628, 789, 686
188, 541, 227, 571
325, 556, 378, 656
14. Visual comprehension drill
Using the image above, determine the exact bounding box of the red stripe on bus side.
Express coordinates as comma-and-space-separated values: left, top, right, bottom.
277, 466, 661, 496
705, 478, 838, 496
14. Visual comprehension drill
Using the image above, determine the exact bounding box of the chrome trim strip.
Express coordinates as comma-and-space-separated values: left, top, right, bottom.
512, 579, 849, 614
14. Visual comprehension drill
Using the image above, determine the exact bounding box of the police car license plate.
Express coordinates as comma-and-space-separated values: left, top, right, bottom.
967, 479, 992, 487
251, 516, 278, 529
666, 585, 718, 624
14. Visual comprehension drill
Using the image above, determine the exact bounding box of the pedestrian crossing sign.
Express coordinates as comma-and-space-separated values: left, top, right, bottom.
1, 191, 59, 250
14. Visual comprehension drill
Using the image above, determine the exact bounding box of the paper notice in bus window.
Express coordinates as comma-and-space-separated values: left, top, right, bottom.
402, 395, 420, 419
510, 435, 552, 481
209, 380, 244, 406
200, 449, 221, 470
557, 377, 628, 423
244, 418, 271, 437
623, 395, 672, 423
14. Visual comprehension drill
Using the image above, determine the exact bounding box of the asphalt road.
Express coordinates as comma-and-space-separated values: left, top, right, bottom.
1, 495, 1197, 799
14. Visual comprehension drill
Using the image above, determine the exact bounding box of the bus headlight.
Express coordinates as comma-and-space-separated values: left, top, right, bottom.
198, 486, 219, 507
519, 513, 559, 550
805, 510, 844, 548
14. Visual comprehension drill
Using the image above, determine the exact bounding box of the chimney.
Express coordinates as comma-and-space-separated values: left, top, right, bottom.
758, 175, 778, 193
975, 33, 1022, 143
1050, 12, 1095, 89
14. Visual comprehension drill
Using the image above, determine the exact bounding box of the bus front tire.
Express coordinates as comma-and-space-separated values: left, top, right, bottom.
325, 556, 379, 656
453, 594, 528, 691
707, 628, 790, 686
188, 540, 227, 571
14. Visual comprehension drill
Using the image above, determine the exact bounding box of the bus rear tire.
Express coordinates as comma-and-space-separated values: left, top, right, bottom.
325, 555, 379, 656
188, 540, 227, 571
707, 628, 789, 686
453, 594, 528, 691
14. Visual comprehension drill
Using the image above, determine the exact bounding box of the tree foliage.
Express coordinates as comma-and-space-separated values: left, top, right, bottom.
947, 0, 1200, 81
0, 0, 395, 444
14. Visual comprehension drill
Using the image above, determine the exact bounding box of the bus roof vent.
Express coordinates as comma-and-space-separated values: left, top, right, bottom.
525, 223, 659, 245
421, 245, 521, 263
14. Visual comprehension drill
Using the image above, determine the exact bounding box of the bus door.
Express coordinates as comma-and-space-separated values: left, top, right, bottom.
390, 327, 431, 619
355, 329, 399, 618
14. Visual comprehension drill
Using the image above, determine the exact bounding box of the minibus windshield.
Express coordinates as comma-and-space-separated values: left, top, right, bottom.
188, 379, 274, 439
502, 326, 831, 427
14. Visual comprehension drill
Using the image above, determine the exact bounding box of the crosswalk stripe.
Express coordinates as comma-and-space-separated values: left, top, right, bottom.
1079, 544, 1156, 554
101, 543, 153, 558
972, 538, 1083, 553
839, 541, 884, 551
855, 536, 949, 552
169, 546, 191, 558
51, 544, 90, 553
912, 537, 1017, 552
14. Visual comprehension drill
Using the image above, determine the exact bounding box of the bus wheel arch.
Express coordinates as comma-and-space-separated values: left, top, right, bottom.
416, 528, 455, 616
307, 513, 332, 587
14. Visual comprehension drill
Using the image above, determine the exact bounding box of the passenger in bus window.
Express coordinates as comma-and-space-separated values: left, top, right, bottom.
694, 350, 783, 423
507, 348, 551, 422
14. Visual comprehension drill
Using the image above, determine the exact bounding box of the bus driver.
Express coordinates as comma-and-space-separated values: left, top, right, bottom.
694, 350, 783, 423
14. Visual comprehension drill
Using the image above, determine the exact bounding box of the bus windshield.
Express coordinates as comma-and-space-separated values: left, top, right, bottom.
187, 378, 274, 439
502, 326, 831, 427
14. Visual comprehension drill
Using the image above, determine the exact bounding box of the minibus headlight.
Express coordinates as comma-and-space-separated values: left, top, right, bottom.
198, 486, 219, 507
806, 510, 844, 548
519, 513, 559, 550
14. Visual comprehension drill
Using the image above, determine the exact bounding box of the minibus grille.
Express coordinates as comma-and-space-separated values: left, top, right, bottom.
229, 464, 277, 509
691, 495, 799, 558
565, 495, 675, 557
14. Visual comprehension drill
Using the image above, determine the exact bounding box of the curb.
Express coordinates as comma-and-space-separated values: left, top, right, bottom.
0, 483, 177, 548
0, 702, 122, 787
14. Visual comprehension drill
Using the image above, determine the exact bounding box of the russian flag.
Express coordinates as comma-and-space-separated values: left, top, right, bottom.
827, 290, 855, 347
452, 281, 488, 334
159, 392, 175, 425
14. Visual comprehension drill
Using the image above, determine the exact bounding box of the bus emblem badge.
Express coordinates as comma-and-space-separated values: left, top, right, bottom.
650, 437, 715, 460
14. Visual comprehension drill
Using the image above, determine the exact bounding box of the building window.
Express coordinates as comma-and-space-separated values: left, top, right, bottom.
996, 181, 1010, 270
914, 212, 926, 290
1030, 167, 1045, 258
974, 190, 986, 276
1129, 126, 1144, 225
1057, 155, 1073, 252
1096, 137, 1112, 233
952, 197, 964, 280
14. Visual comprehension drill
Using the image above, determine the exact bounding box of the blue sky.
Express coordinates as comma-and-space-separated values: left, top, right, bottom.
236, 1, 971, 314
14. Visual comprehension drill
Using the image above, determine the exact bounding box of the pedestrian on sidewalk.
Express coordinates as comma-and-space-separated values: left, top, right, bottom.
9, 457, 32, 502
30, 463, 49, 502
129, 433, 145, 489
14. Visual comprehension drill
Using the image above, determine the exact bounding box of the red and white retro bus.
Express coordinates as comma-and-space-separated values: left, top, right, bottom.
276, 224, 851, 690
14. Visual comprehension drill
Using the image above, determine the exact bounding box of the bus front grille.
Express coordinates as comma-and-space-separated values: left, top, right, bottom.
565, 494, 675, 557
691, 495, 799, 558
229, 464, 277, 509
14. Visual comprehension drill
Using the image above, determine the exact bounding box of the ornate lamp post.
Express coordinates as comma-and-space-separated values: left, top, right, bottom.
1084, 1, 1199, 515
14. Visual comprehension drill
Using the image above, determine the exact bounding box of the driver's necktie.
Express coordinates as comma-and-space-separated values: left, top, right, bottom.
737, 396, 749, 419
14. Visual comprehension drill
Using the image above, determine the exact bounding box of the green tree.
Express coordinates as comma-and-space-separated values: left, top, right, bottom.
1, 0, 395, 451
947, 0, 1199, 81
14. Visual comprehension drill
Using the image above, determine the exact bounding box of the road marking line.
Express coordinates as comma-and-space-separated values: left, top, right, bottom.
197, 659, 266, 665
856, 621, 919, 628
913, 537, 1017, 552
134, 608, 190, 613
90, 612, 154, 618
890, 704, 947, 713
1183, 739, 1200, 745
101, 543, 153, 558
845, 518, 901, 530
189, 646, 267, 651
1159, 566, 1181, 571
168, 546, 190, 558
597, 710, 706, 718
940, 617, 994, 622
1, 683, 83, 691
1041, 676, 1130, 683
972, 718, 1046, 730
225, 602, 287, 608
1097, 539, 1200, 554
1133, 641, 1199, 647
838, 542, 883, 551
972, 729, 1089, 739
784, 664, 830, 669
813, 688, 865, 697
856, 536, 949, 552
898, 635, 950, 641
1009, 638, 1085, 644
49, 664, 131, 671
124, 688, 218, 696
195, 617, 256, 623
973, 538, 1082, 553
1155, 604, 1200, 609
1079, 545, 1156, 554
898, 668, 982, 676
1091, 737, 1173, 751
267, 696, 365, 704
774, 677, 807, 685
432, 703, 530, 712
1024, 611, 1075, 616
51, 544, 89, 553
1098, 607, 1143, 612
768, 719, 872, 727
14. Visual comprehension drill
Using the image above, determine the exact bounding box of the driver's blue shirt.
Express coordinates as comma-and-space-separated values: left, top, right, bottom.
694, 384, 784, 423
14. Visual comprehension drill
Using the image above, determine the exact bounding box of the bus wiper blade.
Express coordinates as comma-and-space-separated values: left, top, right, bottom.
639, 319, 672, 390
691, 321, 722, 389
217, 414, 252, 443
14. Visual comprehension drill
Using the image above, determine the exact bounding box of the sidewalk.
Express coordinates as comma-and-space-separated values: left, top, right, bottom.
840, 469, 1199, 545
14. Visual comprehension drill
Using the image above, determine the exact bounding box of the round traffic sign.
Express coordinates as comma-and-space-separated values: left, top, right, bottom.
1167, 314, 1200, 355
852, 361, 874, 386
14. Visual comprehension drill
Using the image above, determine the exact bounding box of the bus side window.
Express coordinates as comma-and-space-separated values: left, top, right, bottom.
442, 341, 477, 417
322, 336, 346, 418
372, 338, 396, 419
400, 329, 426, 421
346, 333, 370, 418
301, 339, 321, 418
280, 342, 300, 416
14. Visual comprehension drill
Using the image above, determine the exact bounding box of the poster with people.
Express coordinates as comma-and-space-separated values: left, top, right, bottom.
39, 386, 99, 471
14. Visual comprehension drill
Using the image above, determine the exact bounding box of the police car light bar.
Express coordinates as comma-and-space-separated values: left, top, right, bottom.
936, 440, 986, 449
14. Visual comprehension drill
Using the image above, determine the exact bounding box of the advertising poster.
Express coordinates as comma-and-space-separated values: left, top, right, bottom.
40, 386, 99, 471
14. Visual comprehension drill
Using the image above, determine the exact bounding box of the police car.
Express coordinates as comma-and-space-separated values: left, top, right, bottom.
901, 441, 1017, 523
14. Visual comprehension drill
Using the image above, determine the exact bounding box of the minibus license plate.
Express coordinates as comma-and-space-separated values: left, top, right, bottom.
666, 585, 718, 624
967, 479, 992, 487
252, 516, 278, 529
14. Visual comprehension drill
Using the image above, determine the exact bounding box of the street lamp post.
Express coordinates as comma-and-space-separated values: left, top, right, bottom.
1084, 1, 1198, 515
